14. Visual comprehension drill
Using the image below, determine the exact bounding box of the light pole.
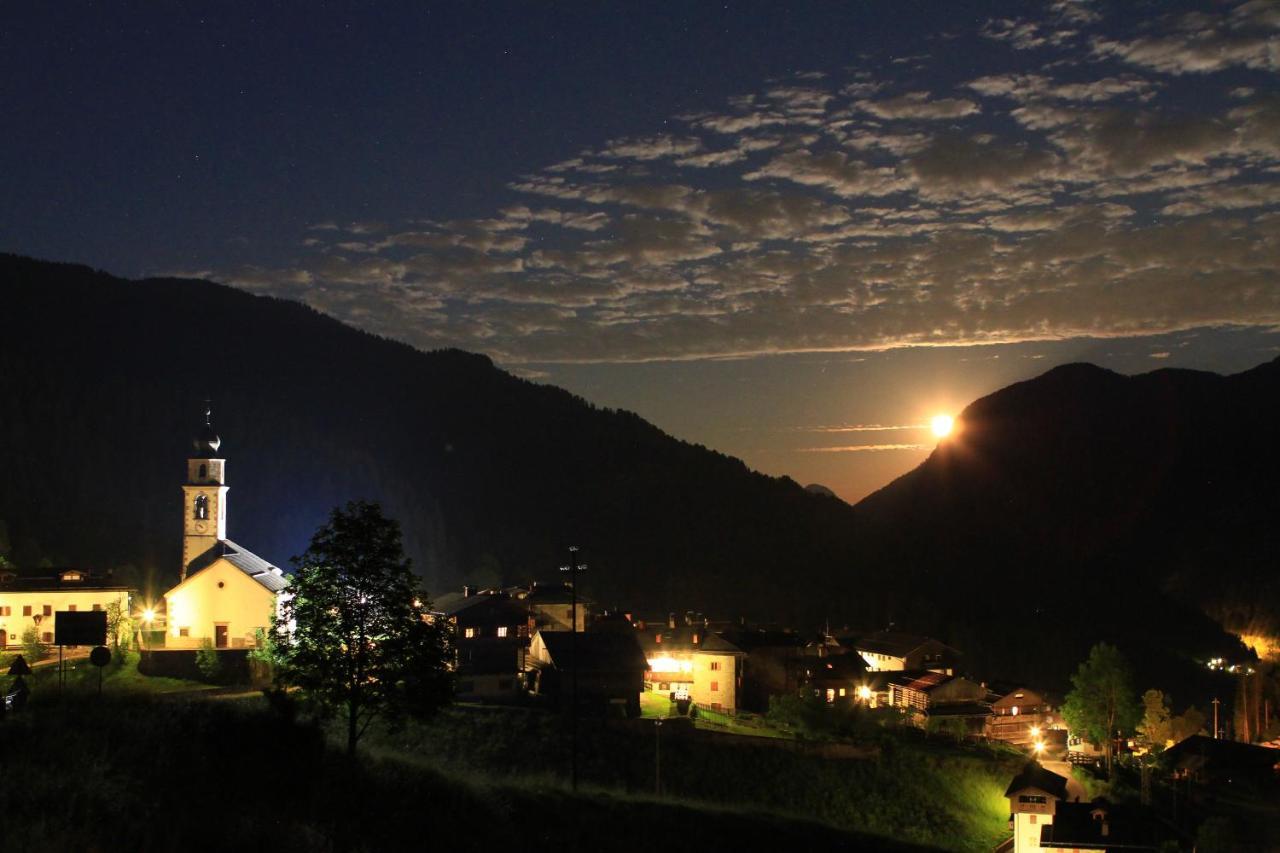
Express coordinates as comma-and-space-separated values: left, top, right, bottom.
559, 545, 587, 791
654, 718, 663, 796
1212, 697, 1221, 739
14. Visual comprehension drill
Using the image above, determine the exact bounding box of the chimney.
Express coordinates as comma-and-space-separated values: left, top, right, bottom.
463, 585, 473, 598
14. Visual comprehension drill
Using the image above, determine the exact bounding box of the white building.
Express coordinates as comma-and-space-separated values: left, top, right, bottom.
162, 408, 286, 649
0, 569, 130, 648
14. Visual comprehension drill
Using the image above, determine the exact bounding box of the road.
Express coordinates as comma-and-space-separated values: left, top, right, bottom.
1042, 759, 1089, 802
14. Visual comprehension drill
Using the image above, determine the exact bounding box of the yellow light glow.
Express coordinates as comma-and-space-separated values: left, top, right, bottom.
647, 656, 692, 674
931, 415, 954, 438
857, 685, 873, 701
142, 608, 156, 624
1030, 726, 1041, 738
1033, 740, 1045, 754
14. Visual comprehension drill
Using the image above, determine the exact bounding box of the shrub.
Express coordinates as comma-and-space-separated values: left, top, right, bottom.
21, 626, 48, 662
195, 639, 223, 682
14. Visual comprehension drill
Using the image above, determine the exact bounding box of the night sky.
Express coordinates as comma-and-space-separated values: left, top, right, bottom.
4, 1, 1278, 501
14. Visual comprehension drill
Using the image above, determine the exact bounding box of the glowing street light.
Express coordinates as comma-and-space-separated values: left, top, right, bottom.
142, 608, 156, 624
1033, 740, 1046, 755
857, 685, 873, 702
1030, 725, 1041, 739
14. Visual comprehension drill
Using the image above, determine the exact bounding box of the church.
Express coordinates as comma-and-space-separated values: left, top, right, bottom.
162, 408, 287, 649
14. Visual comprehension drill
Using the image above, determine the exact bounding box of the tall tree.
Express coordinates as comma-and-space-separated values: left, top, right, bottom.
1137, 689, 1173, 753
1061, 642, 1140, 773
274, 501, 453, 756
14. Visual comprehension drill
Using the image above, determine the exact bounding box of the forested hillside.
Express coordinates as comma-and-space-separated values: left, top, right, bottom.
0, 254, 859, 621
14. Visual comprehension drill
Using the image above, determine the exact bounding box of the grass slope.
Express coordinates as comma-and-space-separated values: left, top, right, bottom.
0, 696, 938, 852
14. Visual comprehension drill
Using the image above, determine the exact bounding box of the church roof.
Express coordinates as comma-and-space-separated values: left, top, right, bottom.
187, 539, 288, 592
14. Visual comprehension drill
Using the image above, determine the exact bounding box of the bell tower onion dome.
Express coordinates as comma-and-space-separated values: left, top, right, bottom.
194, 403, 221, 455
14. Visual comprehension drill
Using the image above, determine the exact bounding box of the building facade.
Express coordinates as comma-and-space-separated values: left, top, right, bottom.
0, 569, 130, 647
161, 409, 285, 649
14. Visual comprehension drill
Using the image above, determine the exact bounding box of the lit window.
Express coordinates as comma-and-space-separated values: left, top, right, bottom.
839, 688, 846, 697
826, 688, 835, 703
710, 681, 719, 692
464, 627, 477, 639
497, 626, 509, 638
1012, 705, 1020, 716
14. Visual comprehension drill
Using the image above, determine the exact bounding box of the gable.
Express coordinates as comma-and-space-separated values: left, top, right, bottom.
166, 558, 280, 601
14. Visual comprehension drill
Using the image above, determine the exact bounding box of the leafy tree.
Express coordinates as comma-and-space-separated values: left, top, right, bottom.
195, 638, 222, 682
20, 626, 47, 662
274, 501, 452, 756
1137, 689, 1172, 753
1061, 643, 1140, 773
105, 600, 132, 651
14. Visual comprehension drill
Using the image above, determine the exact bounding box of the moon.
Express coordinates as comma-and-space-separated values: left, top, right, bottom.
931, 414, 954, 438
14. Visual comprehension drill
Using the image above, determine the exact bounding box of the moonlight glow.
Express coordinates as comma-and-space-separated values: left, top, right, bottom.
931, 415, 954, 438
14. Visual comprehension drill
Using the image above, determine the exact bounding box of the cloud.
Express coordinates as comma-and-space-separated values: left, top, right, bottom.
222, 0, 1280, 365
857, 91, 981, 120
797, 444, 928, 452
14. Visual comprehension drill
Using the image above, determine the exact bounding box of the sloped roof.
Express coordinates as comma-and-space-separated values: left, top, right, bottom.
854, 631, 956, 659
1004, 761, 1069, 800
536, 631, 648, 673
187, 539, 288, 592
695, 632, 744, 655
0, 569, 131, 592
885, 670, 952, 693
1040, 799, 1167, 850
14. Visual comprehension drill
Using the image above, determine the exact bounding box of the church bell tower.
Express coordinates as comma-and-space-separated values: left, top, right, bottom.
181, 405, 228, 580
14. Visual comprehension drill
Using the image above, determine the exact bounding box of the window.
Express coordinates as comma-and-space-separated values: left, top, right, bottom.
198, 464, 207, 479
22, 605, 31, 617
42, 632, 52, 643
709, 661, 721, 670
710, 681, 719, 692
1029, 815, 1037, 825
496, 626, 509, 638
68, 604, 77, 612
179, 627, 190, 637
839, 688, 847, 697
194, 495, 209, 520
1011, 705, 1020, 715
92, 604, 102, 611
0, 606, 9, 616
43, 605, 52, 617
655, 634, 661, 643
1019, 795, 1047, 804
464, 627, 477, 639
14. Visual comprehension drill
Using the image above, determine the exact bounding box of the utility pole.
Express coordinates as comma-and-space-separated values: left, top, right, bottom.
654, 718, 663, 796
560, 545, 587, 791
1212, 697, 1221, 740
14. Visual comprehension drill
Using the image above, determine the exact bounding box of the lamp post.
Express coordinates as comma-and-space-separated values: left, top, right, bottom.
654, 718, 663, 796
559, 545, 587, 792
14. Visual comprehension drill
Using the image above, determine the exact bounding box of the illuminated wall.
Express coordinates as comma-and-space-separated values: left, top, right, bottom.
0, 587, 130, 646
163, 559, 275, 649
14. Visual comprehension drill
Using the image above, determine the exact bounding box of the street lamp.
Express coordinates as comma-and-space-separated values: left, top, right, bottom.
654, 719, 663, 796
857, 685, 873, 702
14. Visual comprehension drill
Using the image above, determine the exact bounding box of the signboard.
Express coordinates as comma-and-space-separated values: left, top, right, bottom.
54, 610, 108, 647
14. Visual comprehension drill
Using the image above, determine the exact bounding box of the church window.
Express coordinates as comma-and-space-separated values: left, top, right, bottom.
198, 464, 207, 479
194, 495, 209, 520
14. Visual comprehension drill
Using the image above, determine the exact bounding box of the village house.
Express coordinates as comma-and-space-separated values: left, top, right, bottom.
526, 629, 648, 716
987, 685, 1063, 748
851, 630, 961, 674
1037, 799, 1165, 852
886, 670, 986, 713
637, 613, 745, 713
718, 628, 811, 712
161, 409, 285, 649
798, 651, 870, 705
432, 588, 532, 701
0, 569, 131, 648
1004, 761, 1069, 853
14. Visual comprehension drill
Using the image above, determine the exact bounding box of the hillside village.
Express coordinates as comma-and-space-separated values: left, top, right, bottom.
3, 409, 1277, 852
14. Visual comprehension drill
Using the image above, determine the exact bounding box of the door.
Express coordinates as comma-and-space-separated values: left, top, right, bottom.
214, 624, 228, 648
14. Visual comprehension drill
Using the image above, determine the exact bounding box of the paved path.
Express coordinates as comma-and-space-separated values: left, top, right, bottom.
1042, 759, 1089, 802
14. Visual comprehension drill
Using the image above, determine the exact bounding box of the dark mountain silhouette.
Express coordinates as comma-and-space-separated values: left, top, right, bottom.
0, 254, 1270, 694
851, 358, 1280, 692
0, 254, 859, 624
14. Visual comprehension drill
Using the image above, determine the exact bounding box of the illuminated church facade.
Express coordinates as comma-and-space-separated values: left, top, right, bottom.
162, 409, 286, 649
